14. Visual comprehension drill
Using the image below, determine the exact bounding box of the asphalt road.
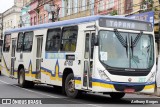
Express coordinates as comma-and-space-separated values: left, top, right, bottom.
0, 75, 160, 107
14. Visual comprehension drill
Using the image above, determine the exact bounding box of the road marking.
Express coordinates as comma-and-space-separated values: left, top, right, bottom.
0, 79, 60, 98
0, 79, 102, 107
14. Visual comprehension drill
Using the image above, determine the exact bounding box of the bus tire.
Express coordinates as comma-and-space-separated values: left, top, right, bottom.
0, 71, 1, 75
65, 73, 80, 98
18, 68, 34, 88
110, 92, 125, 99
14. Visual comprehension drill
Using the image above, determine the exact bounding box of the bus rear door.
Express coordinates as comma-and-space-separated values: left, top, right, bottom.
10, 39, 16, 78
35, 36, 43, 80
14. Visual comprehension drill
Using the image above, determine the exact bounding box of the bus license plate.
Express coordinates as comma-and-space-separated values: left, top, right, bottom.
124, 88, 135, 93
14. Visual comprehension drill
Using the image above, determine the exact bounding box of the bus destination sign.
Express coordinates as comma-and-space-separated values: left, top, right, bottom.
99, 18, 153, 32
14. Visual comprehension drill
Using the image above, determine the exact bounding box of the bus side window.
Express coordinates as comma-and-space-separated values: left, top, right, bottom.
91, 33, 95, 59
17, 32, 24, 52
46, 28, 61, 52
61, 26, 78, 52
85, 33, 89, 59
23, 32, 33, 52
3, 34, 11, 52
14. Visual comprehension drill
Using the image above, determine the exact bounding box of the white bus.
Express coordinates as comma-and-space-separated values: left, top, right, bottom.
1, 15, 156, 98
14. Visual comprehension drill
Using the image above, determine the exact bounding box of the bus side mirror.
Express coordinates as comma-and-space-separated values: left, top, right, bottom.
94, 35, 99, 46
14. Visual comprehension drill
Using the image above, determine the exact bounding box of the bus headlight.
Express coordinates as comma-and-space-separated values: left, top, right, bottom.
147, 72, 155, 83
98, 70, 111, 81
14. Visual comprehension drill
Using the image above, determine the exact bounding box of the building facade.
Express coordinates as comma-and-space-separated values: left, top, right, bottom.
28, 0, 39, 26
94, 0, 119, 15
3, 6, 22, 33
60, 0, 94, 20
21, 0, 30, 27
28, 0, 61, 26
37, 0, 54, 24
123, 0, 160, 36
3, 0, 23, 34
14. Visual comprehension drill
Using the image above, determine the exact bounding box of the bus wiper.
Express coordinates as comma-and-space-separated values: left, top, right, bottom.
131, 31, 143, 57
114, 29, 128, 57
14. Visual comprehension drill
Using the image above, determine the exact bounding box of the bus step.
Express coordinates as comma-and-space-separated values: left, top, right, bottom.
33, 79, 41, 83
81, 88, 92, 92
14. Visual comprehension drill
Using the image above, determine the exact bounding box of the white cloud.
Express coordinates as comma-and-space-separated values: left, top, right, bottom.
0, 0, 14, 13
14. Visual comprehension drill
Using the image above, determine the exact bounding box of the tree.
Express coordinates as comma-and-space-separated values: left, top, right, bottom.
109, 10, 118, 16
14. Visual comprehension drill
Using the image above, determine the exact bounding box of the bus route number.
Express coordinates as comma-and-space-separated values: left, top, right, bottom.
64, 60, 73, 66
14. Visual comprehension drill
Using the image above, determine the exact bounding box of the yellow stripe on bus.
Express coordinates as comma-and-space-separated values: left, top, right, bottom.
1, 57, 10, 74
144, 84, 155, 90
41, 69, 62, 81
75, 80, 81, 84
92, 82, 114, 89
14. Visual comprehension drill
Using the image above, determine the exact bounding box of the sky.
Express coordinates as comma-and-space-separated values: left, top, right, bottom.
0, 0, 14, 13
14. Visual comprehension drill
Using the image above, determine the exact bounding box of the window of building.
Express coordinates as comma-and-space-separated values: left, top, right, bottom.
71, 0, 74, 14
8, 21, 9, 28
23, 32, 33, 52
46, 28, 61, 52
44, 14, 46, 23
40, 16, 42, 24
34, 16, 36, 25
107, 0, 114, 9
125, 0, 133, 13
31, 18, 32, 26
61, 26, 78, 52
86, 0, 90, 10
17, 32, 23, 52
11, 21, 12, 28
65, 0, 69, 16
126, 0, 133, 10
78, 0, 82, 12
98, 0, 104, 11
3, 34, 11, 52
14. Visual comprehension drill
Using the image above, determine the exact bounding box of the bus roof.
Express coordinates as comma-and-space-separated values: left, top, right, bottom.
4, 15, 148, 34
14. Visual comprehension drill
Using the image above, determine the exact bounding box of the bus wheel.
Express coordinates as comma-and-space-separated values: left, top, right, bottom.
0, 71, 1, 75
65, 73, 79, 98
18, 68, 34, 88
110, 92, 125, 99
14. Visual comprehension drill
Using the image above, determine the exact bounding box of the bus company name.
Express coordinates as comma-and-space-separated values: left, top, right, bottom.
109, 20, 135, 29
99, 18, 152, 31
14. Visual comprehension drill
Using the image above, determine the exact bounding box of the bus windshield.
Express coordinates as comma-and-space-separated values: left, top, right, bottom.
99, 30, 154, 69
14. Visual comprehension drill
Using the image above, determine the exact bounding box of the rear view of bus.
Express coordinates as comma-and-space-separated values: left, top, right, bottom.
92, 17, 155, 98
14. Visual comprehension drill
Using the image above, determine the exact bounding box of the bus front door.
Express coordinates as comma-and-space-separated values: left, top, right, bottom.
10, 39, 16, 78
36, 36, 43, 79
83, 31, 95, 90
